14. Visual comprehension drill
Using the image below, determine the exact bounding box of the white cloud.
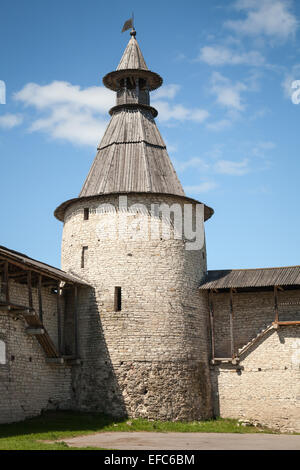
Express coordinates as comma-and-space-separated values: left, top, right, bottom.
15, 81, 113, 113
14, 81, 114, 147
214, 158, 250, 175
198, 45, 265, 66
154, 100, 209, 123
252, 141, 276, 156
206, 119, 232, 131
184, 182, 217, 194
152, 84, 181, 100
174, 157, 210, 172
152, 84, 209, 123
0, 113, 23, 129
210, 72, 247, 111
14, 81, 210, 142
225, 0, 298, 41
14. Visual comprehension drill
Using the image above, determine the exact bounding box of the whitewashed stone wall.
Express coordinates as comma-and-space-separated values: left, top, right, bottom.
61, 194, 213, 420
210, 289, 300, 432
0, 279, 72, 423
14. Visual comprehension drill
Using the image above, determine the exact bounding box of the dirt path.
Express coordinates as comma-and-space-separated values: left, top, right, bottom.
60, 432, 300, 450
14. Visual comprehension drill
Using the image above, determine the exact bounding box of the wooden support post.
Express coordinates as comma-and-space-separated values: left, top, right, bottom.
38, 274, 43, 322
57, 281, 62, 355
274, 286, 279, 323
4, 261, 10, 304
27, 271, 33, 309
229, 288, 235, 359
208, 290, 215, 361
74, 285, 79, 358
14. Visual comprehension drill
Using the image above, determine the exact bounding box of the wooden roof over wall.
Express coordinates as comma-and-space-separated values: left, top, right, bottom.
200, 266, 300, 289
0, 246, 89, 286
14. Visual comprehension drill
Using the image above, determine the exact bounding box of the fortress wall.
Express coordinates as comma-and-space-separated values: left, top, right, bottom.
0, 280, 72, 423
210, 289, 300, 432
62, 194, 213, 421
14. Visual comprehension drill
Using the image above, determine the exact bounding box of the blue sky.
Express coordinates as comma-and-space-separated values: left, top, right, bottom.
0, 0, 300, 270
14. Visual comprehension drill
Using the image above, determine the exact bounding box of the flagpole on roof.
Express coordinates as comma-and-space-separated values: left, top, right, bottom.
121, 14, 136, 34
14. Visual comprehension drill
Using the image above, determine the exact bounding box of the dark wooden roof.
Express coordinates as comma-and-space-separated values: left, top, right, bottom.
200, 266, 300, 290
117, 34, 148, 70
56, 31, 214, 222
79, 107, 184, 197
103, 34, 162, 91
81, 33, 186, 200
0, 245, 89, 286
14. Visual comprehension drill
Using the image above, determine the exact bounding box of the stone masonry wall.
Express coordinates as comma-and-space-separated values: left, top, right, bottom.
0, 279, 72, 423
61, 194, 213, 421
210, 289, 300, 432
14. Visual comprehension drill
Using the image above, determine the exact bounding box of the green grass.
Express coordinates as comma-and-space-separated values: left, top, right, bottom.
0, 410, 275, 450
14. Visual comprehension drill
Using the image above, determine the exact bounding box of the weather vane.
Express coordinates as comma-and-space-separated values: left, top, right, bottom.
121, 13, 135, 33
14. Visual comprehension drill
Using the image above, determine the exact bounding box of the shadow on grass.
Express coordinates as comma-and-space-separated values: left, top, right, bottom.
0, 411, 123, 440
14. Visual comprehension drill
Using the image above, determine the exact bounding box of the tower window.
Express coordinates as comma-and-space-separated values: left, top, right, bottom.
0, 339, 6, 365
81, 246, 88, 268
114, 287, 122, 311
84, 208, 89, 220
127, 77, 136, 90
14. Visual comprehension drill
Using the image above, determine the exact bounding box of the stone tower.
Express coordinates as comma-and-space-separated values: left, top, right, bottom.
55, 29, 214, 420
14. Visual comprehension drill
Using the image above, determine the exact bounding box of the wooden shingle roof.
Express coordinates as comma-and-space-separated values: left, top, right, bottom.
117, 34, 148, 70
79, 107, 185, 197
55, 31, 214, 221
0, 245, 89, 286
199, 266, 300, 289
80, 32, 185, 199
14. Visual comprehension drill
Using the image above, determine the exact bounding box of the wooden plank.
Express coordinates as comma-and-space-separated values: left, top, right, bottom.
57, 281, 62, 355
45, 357, 64, 364
0, 255, 79, 286
208, 290, 215, 360
4, 261, 9, 304
74, 286, 79, 358
274, 286, 279, 323
38, 274, 43, 322
229, 288, 235, 358
26, 328, 45, 335
27, 271, 33, 309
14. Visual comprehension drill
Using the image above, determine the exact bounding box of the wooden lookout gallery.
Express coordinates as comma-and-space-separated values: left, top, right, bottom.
0, 27, 299, 432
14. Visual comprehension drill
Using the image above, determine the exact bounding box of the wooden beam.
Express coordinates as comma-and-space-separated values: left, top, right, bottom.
208, 290, 215, 360
275, 321, 300, 326
9, 271, 28, 279
4, 261, 9, 304
27, 271, 33, 309
57, 281, 62, 355
274, 286, 279, 323
38, 274, 43, 322
74, 286, 79, 358
26, 327, 45, 335
229, 288, 235, 359
0, 255, 78, 286
45, 357, 64, 364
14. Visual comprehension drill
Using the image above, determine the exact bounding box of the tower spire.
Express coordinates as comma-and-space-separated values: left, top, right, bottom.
78, 33, 184, 199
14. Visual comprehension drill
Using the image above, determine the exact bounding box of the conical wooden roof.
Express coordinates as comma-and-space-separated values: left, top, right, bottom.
79, 107, 184, 196
55, 31, 214, 222
117, 34, 148, 71
79, 32, 185, 198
